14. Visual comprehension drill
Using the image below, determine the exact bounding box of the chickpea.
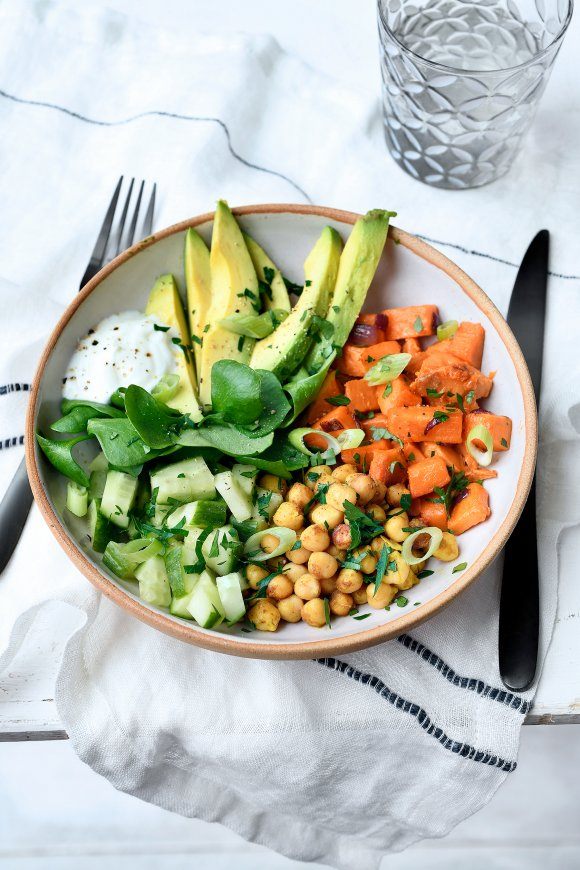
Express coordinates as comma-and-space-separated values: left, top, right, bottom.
373, 481, 387, 503
433, 531, 460, 562
366, 504, 386, 523
287, 482, 312, 511
332, 523, 352, 550
273, 502, 304, 532
359, 552, 378, 575
267, 574, 294, 600
246, 564, 269, 590
294, 572, 321, 600
336, 568, 363, 593
282, 562, 308, 583
248, 599, 280, 631
327, 482, 357, 512
386, 483, 410, 507
332, 463, 357, 483
310, 504, 344, 530
261, 532, 282, 554
301, 598, 327, 627
367, 581, 398, 609
277, 594, 304, 623
319, 574, 337, 595
352, 586, 368, 605
330, 590, 354, 616
305, 465, 332, 491
259, 474, 287, 496
347, 473, 376, 505
384, 511, 410, 542
308, 551, 339, 580
300, 524, 330, 553
286, 543, 311, 565
390, 552, 413, 590
327, 543, 346, 561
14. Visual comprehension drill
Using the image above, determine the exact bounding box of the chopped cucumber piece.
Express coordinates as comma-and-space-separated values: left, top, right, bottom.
101, 470, 138, 529
150, 457, 215, 506
89, 452, 109, 473
103, 538, 163, 579
89, 468, 107, 501
87, 499, 117, 553
167, 500, 227, 529
66, 481, 88, 517
251, 486, 283, 530
164, 545, 188, 598
232, 464, 257, 498
187, 569, 225, 628
214, 470, 253, 522
201, 525, 242, 576
169, 591, 195, 618
135, 555, 171, 607
216, 572, 246, 624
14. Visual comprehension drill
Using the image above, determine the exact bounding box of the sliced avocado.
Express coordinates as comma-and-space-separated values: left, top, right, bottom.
198, 201, 258, 407
184, 228, 211, 374
242, 232, 291, 313
304, 209, 394, 374
249, 226, 342, 381
145, 274, 202, 421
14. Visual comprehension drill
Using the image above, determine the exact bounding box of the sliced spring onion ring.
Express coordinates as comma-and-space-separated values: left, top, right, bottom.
336, 428, 365, 451
437, 320, 458, 341
364, 353, 411, 386
402, 527, 443, 566
151, 373, 180, 403
288, 427, 340, 457
220, 309, 288, 339
244, 527, 297, 561
110, 537, 164, 566
466, 424, 493, 467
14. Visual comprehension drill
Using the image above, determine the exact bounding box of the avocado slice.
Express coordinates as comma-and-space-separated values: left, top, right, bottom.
145, 274, 202, 421
249, 226, 342, 381
184, 228, 211, 374
198, 201, 258, 407
242, 233, 291, 313
304, 209, 395, 374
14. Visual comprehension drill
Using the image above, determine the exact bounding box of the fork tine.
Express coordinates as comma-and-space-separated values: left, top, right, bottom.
125, 179, 145, 248
113, 177, 135, 257
79, 176, 123, 288
142, 183, 156, 238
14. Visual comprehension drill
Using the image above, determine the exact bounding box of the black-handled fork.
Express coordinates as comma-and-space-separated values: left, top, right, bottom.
0, 176, 157, 574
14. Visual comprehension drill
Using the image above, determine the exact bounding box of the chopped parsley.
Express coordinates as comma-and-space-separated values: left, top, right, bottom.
417, 569, 434, 579
191, 334, 203, 346
369, 426, 404, 448
452, 562, 468, 573
326, 395, 350, 407
373, 544, 392, 594
429, 471, 469, 516
426, 388, 443, 398
323, 598, 331, 629
433, 410, 449, 423
352, 612, 371, 621
343, 501, 385, 549
237, 335, 245, 352
413, 316, 423, 332
283, 275, 303, 295
465, 389, 475, 405
153, 323, 170, 332
308, 316, 334, 341
382, 383, 393, 399
501, 437, 508, 448
394, 595, 408, 607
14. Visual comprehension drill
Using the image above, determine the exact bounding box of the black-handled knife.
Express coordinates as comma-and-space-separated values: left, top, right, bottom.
498, 229, 549, 691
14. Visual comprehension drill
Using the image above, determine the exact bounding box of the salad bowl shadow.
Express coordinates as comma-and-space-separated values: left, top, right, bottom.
26, 204, 537, 659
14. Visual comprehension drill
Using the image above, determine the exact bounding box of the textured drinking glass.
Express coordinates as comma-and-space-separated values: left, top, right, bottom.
377, 0, 573, 188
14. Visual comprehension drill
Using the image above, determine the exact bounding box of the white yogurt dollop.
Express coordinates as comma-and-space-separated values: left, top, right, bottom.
62, 311, 177, 403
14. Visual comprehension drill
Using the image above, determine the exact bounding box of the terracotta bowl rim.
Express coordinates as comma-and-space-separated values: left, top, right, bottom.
26, 203, 537, 659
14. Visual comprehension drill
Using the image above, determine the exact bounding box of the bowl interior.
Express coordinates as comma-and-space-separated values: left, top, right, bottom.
31, 208, 531, 654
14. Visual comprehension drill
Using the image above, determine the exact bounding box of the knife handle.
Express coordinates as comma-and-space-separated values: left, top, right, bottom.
498, 475, 539, 691
0, 457, 34, 573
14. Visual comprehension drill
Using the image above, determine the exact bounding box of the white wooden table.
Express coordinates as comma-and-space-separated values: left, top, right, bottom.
1, 0, 579, 740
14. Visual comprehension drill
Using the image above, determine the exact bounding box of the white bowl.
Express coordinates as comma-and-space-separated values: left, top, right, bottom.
26, 204, 537, 659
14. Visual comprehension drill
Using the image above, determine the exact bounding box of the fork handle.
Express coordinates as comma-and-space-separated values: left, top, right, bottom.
0, 457, 34, 573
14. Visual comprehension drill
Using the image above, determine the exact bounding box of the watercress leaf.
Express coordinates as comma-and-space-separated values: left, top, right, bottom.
243, 370, 291, 437
36, 432, 92, 487
237, 436, 310, 479
51, 406, 100, 434
124, 384, 179, 449
61, 398, 125, 418
211, 360, 262, 426
282, 352, 336, 425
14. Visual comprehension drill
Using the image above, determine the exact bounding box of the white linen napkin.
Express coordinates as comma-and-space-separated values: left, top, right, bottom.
0, 3, 579, 868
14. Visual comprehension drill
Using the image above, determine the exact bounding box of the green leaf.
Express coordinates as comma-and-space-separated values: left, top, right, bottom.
237, 437, 310, 479
247, 370, 291, 437
36, 432, 92, 487
282, 352, 336, 426
211, 360, 262, 426
51, 399, 123, 434
87, 418, 176, 468
413, 316, 423, 332
342, 501, 384, 550
373, 544, 391, 595
175, 424, 274, 457
124, 384, 180, 449
326, 395, 350, 407
452, 562, 467, 573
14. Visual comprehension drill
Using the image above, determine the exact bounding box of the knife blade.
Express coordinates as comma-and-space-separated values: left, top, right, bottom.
498, 229, 549, 692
